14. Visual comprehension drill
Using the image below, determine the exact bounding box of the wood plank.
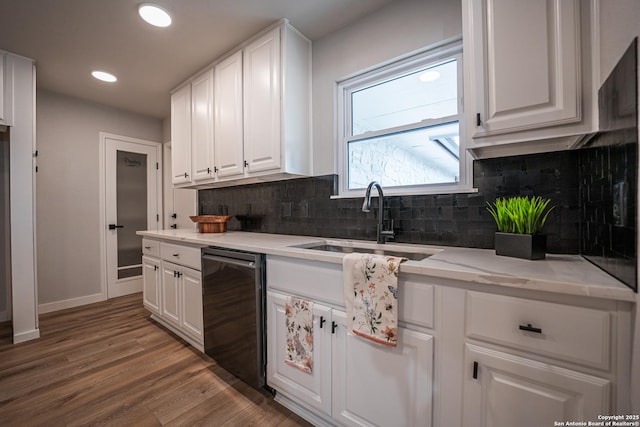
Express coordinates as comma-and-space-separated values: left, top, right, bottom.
0, 293, 311, 426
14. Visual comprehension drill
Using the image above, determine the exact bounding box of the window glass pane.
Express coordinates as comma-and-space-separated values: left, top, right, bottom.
351, 60, 458, 136
348, 122, 459, 190
116, 150, 147, 276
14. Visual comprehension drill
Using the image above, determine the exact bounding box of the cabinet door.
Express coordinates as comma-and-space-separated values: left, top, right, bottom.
191, 69, 214, 182
332, 310, 433, 427
142, 255, 161, 315
214, 51, 245, 178
161, 261, 181, 327
243, 27, 281, 173
180, 266, 203, 342
170, 85, 192, 184
463, 344, 610, 427
470, 0, 580, 136
266, 291, 332, 416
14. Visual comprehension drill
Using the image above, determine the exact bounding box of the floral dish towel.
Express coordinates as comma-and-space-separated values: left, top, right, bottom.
343, 253, 405, 347
284, 296, 314, 374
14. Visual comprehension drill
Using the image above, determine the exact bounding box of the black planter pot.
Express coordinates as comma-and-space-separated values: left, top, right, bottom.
494, 232, 546, 260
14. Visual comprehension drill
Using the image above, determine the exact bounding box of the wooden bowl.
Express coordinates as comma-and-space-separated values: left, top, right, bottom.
189, 215, 233, 233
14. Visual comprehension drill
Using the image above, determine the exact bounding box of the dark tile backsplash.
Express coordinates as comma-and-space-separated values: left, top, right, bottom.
579, 37, 637, 291
199, 150, 581, 253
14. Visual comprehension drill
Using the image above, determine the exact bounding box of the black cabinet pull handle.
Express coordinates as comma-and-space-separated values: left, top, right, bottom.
108, 224, 124, 230
171, 213, 177, 219
473, 361, 479, 379
244, 160, 249, 168
207, 167, 211, 174
184, 172, 189, 178
214, 166, 218, 173
331, 321, 337, 334
144, 246, 151, 249
476, 113, 482, 126
153, 265, 158, 271
170, 224, 177, 229
519, 323, 542, 334
172, 253, 179, 257
319, 316, 326, 328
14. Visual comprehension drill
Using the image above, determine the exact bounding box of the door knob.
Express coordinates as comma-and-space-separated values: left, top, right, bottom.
108, 224, 124, 230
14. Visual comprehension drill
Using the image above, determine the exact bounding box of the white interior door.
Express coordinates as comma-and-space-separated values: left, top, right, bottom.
105, 134, 161, 298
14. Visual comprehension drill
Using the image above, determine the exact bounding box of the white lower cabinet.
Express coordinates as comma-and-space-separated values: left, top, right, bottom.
142, 238, 204, 351
332, 310, 433, 427
268, 291, 332, 415
267, 291, 433, 427
161, 260, 182, 327
142, 255, 161, 315
180, 266, 204, 341
462, 291, 617, 427
462, 344, 610, 427
160, 260, 203, 343
265, 255, 632, 427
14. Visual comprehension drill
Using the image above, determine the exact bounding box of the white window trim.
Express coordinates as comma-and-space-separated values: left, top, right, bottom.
334, 36, 476, 199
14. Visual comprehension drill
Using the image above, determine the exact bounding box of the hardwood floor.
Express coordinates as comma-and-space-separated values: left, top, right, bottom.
0, 293, 312, 426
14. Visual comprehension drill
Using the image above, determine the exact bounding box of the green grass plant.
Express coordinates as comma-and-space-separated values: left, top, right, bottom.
486, 196, 554, 235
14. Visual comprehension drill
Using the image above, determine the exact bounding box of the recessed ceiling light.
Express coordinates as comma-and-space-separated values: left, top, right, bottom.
91, 70, 117, 83
138, 3, 172, 27
419, 70, 441, 82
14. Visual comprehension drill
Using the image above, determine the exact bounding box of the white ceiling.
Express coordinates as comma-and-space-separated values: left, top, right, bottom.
0, 0, 395, 119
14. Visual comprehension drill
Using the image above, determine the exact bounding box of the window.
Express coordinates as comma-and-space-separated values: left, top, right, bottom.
336, 38, 473, 197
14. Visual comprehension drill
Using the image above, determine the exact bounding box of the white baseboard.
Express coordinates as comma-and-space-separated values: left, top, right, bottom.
38, 292, 105, 314
13, 328, 40, 344
0, 310, 7, 322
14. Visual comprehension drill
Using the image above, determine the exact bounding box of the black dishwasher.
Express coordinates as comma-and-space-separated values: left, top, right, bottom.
201, 247, 266, 389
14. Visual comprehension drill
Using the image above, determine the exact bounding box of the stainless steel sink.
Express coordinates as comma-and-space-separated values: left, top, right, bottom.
291, 241, 438, 261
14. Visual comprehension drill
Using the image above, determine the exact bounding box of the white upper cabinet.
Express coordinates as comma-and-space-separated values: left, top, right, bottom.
214, 51, 245, 179
170, 84, 192, 184
170, 19, 312, 188
191, 69, 215, 182
243, 27, 282, 174
463, 0, 597, 158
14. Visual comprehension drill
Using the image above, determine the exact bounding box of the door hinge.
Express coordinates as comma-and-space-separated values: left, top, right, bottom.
472, 361, 479, 379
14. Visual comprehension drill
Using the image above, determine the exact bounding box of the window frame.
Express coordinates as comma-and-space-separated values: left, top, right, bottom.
335, 37, 475, 198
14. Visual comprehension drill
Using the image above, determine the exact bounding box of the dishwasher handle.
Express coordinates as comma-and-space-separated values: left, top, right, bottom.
202, 253, 257, 269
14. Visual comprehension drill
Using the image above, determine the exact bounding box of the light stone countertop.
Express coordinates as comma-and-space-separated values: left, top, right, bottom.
137, 229, 637, 303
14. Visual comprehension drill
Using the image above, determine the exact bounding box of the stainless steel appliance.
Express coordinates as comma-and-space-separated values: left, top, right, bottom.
202, 247, 266, 388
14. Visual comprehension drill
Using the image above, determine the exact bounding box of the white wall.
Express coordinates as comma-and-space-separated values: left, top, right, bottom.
36, 90, 162, 309
598, 0, 640, 413
311, 0, 462, 175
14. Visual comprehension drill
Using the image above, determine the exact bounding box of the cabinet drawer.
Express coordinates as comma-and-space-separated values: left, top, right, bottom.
465, 292, 610, 370
142, 238, 160, 257
160, 242, 202, 270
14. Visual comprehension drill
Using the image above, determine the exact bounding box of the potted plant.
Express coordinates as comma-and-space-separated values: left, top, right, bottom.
486, 196, 554, 260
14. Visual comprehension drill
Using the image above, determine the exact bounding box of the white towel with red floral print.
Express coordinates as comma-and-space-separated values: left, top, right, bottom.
284, 296, 314, 374
343, 253, 405, 347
